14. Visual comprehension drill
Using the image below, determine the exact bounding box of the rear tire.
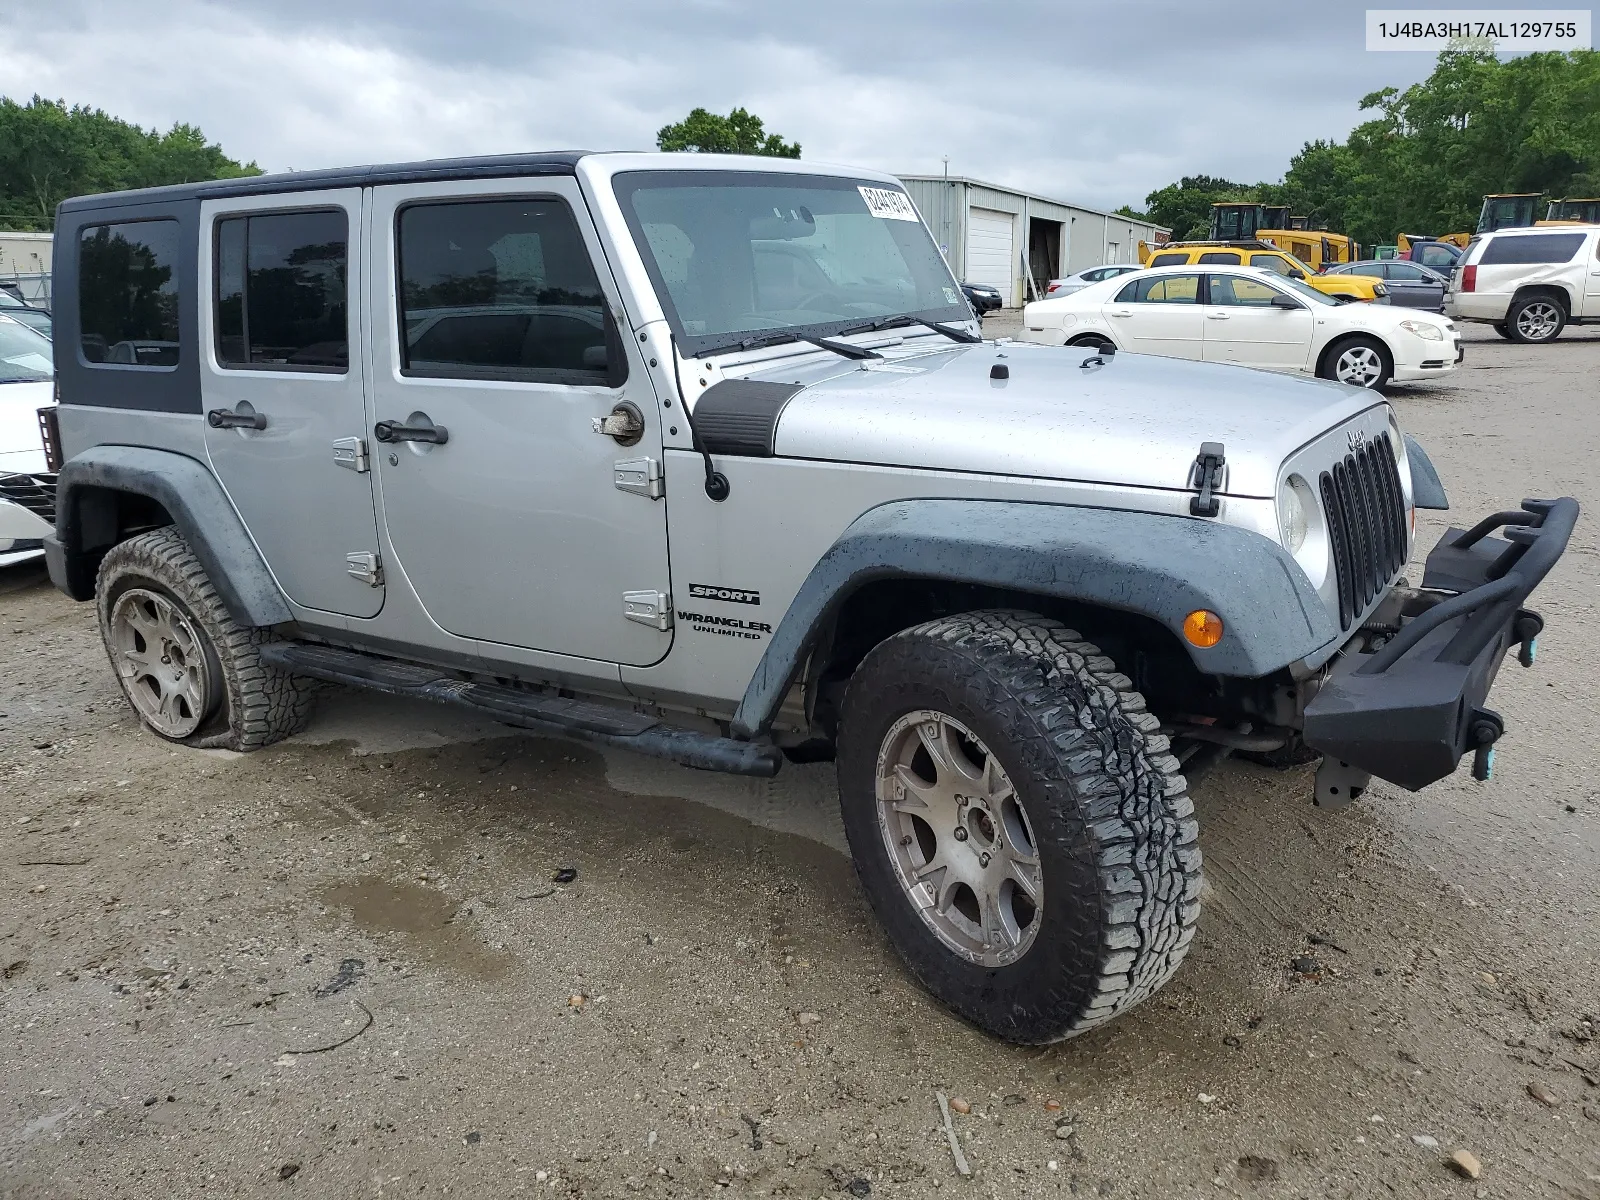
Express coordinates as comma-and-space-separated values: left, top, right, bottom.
1492, 321, 1512, 340
1506, 294, 1565, 344
1320, 335, 1392, 390
96, 527, 317, 751
836, 609, 1201, 1043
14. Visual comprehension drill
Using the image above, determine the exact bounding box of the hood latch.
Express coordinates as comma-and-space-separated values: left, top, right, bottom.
1189, 442, 1226, 517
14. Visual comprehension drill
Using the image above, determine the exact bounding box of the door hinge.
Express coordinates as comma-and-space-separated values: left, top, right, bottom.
623, 590, 672, 631
333, 436, 370, 473
346, 551, 383, 587
614, 456, 664, 499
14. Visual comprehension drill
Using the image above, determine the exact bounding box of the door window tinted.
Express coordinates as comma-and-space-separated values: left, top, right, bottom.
1147, 252, 1188, 267
1386, 263, 1428, 280
1417, 243, 1458, 269
1479, 233, 1586, 265
1347, 263, 1386, 277
398, 198, 617, 385
1116, 274, 1200, 303
1197, 252, 1241, 265
1206, 275, 1284, 306
215, 209, 348, 371
78, 220, 181, 367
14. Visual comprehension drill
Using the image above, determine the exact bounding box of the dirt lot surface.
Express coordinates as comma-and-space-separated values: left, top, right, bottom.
3, 323, 1598, 1199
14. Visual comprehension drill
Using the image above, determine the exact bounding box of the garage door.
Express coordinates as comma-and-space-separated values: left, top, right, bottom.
965, 208, 1014, 301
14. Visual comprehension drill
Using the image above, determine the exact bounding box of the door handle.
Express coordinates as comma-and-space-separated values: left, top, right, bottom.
374, 420, 448, 445
1205, 311, 1231, 320
207, 408, 267, 430
1109, 309, 1133, 318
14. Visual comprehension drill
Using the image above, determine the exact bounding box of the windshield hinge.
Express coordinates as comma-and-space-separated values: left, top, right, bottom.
1189, 442, 1227, 517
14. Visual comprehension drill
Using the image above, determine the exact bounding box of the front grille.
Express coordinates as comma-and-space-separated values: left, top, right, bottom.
1319, 437, 1408, 629
0, 472, 58, 526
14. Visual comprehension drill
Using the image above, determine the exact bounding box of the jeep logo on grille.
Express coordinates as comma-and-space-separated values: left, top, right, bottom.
688, 583, 760, 606
1346, 429, 1368, 454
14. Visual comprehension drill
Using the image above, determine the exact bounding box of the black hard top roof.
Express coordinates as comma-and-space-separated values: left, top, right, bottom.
57, 151, 591, 214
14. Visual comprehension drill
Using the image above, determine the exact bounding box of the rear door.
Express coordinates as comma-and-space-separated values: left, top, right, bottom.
200, 190, 384, 618
1584, 231, 1600, 317
1103, 273, 1204, 358
1199, 273, 1312, 369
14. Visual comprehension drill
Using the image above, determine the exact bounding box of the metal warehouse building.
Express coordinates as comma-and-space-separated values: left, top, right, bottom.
897, 175, 1169, 308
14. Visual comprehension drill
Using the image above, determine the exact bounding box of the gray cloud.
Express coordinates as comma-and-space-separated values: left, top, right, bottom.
4, 0, 1557, 211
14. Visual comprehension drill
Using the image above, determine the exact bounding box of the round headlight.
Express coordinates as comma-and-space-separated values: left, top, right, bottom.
1278, 475, 1309, 553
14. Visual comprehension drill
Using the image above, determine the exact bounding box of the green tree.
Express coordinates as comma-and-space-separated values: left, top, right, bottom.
656, 107, 801, 158
0, 95, 260, 230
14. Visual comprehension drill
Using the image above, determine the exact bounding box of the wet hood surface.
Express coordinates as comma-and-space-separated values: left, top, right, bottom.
742, 339, 1380, 498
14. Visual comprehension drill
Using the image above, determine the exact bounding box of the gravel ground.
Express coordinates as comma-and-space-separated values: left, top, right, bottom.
2, 323, 1598, 1199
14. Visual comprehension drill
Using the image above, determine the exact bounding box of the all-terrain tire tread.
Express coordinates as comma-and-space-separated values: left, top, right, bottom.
95, 527, 316, 751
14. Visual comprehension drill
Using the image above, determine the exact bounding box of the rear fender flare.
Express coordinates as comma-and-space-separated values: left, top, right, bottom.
48, 445, 291, 627
731, 498, 1338, 738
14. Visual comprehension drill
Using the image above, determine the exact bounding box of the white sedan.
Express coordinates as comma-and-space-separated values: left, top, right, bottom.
1044, 263, 1143, 297
0, 314, 57, 567
1020, 264, 1462, 390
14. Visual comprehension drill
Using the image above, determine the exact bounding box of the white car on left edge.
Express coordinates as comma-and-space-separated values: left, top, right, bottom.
1020, 264, 1462, 391
0, 314, 57, 567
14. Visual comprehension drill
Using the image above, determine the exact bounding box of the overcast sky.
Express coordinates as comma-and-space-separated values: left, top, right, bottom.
5, 0, 1570, 212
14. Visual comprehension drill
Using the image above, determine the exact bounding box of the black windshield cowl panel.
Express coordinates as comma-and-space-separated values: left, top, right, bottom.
840, 314, 982, 344
692, 379, 805, 458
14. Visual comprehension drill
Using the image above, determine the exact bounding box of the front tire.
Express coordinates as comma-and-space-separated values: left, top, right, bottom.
1321, 335, 1392, 390
836, 610, 1201, 1043
1506, 294, 1565, 344
96, 527, 317, 750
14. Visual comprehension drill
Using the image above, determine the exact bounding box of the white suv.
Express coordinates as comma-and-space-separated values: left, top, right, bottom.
1445, 225, 1600, 343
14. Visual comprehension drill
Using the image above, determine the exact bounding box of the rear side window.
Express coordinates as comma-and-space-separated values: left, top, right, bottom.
214, 209, 348, 371
78, 220, 182, 367
1116, 274, 1200, 303
397, 198, 618, 385
1197, 252, 1240, 265
1147, 252, 1188, 267
1479, 233, 1586, 265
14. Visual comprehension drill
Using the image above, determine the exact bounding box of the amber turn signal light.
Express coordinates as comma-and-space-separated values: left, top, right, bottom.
1183, 610, 1224, 648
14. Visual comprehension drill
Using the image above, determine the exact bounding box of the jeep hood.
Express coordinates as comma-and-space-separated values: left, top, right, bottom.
736, 340, 1381, 498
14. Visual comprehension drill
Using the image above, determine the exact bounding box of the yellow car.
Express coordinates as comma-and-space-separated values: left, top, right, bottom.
1139, 242, 1388, 303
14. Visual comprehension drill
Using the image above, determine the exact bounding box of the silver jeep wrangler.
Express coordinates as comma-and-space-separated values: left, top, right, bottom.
44, 153, 1577, 1043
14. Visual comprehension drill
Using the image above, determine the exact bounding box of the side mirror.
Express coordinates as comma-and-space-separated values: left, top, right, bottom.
1271, 294, 1302, 310
1287, 269, 1305, 280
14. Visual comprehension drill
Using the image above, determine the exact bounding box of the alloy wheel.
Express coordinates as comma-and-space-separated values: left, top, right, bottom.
1334, 344, 1384, 387
108, 587, 216, 738
1515, 301, 1561, 341
874, 710, 1042, 966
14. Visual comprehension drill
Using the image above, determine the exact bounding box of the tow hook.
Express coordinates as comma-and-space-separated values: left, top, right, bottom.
1468, 708, 1504, 781
1513, 610, 1542, 668
1313, 757, 1370, 810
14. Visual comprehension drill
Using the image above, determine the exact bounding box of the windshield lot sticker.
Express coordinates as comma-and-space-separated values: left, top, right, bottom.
859, 187, 920, 221
678, 610, 772, 640
688, 583, 760, 606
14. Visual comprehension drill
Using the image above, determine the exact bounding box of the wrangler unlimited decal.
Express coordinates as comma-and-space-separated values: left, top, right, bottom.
677, 610, 773, 640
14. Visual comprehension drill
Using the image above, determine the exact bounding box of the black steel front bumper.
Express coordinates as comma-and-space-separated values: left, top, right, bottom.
1303, 497, 1579, 791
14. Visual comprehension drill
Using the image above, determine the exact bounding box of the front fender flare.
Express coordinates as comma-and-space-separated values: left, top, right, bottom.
48, 445, 292, 628
731, 498, 1338, 738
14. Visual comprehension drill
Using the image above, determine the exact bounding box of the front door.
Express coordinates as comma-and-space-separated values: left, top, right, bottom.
367, 178, 672, 666
200, 190, 384, 618
1200, 273, 1313, 369
1584, 233, 1600, 317
1103, 272, 1205, 358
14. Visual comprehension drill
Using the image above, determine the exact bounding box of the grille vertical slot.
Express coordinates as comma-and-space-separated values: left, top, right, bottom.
1318, 436, 1407, 630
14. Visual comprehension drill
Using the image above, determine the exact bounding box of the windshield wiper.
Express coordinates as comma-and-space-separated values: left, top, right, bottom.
840, 315, 982, 344
727, 329, 882, 361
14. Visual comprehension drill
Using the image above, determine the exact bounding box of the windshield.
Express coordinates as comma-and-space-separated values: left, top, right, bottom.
0, 316, 52, 383
613, 171, 969, 356
1276, 275, 1339, 306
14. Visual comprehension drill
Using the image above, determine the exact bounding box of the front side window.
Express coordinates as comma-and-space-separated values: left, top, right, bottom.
1206, 275, 1285, 306
1418, 244, 1458, 269
1248, 253, 1291, 275
1479, 233, 1586, 266
397, 198, 617, 385
1197, 252, 1241, 265
79, 219, 181, 367
1386, 263, 1427, 280
1116, 274, 1200, 303
614, 171, 966, 357
215, 209, 348, 371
